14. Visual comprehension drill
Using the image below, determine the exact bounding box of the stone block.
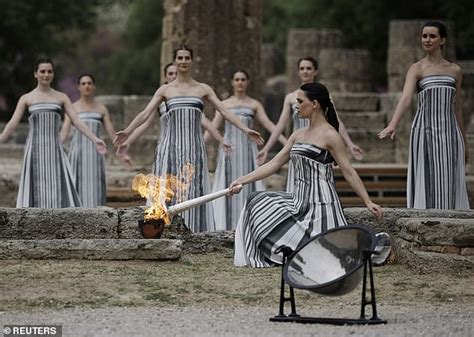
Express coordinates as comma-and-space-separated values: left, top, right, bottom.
0, 239, 182, 260
337, 112, 386, 130
394, 237, 473, 274
286, 29, 343, 92
343, 208, 474, 239
440, 246, 461, 254
346, 130, 395, 163
0, 144, 24, 161
420, 245, 443, 253
96, 95, 125, 130
0, 207, 119, 240
0, 166, 20, 208
123, 96, 154, 133
183, 231, 234, 254
397, 217, 474, 247
261, 44, 284, 79
319, 49, 373, 92
461, 247, 474, 256
331, 93, 380, 112
263, 75, 288, 125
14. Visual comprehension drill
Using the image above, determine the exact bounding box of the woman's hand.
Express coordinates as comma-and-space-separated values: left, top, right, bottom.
116, 142, 130, 156
256, 149, 268, 165
221, 142, 233, 156
247, 129, 264, 146
349, 144, 364, 161
377, 125, 396, 140
113, 131, 129, 147
366, 201, 383, 220
229, 180, 243, 195
95, 138, 107, 155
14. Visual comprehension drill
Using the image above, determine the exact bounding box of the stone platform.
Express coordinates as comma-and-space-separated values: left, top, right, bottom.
1, 207, 473, 272
0, 239, 182, 260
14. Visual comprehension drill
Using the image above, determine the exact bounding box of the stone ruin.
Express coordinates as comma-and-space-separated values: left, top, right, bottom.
0, 9, 474, 273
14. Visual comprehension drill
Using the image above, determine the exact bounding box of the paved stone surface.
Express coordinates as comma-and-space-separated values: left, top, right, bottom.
0, 304, 472, 337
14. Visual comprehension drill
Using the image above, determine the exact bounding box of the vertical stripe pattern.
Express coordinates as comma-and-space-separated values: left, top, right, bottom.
234, 143, 348, 267
68, 112, 106, 207
286, 103, 309, 192
408, 75, 469, 209
16, 103, 81, 208
212, 106, 265, 230
152, 96, 215, 232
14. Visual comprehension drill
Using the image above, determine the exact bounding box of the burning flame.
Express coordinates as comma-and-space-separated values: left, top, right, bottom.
132, 163, 195, 224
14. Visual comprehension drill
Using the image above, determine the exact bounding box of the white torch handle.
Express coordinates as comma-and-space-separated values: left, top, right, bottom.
168, 188, 230, 215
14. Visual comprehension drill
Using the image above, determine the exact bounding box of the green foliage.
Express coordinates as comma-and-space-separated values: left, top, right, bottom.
91, 0, 164, 95
0, 0, 101, 116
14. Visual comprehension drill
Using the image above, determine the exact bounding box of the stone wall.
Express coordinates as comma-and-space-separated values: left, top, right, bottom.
319, 48, 373, 92
1, 207, 473, 271
286, 29, 343, 92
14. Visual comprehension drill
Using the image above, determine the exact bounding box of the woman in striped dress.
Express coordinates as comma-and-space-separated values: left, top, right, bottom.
115, 63, 178, 162
257, 57, 364, 192
0, 59, 107, 208
230, 83, 383, 267
114, 46, 264, 233
207, 69, 287, 230
378, 21, 469, 209
61, 74, 130, 207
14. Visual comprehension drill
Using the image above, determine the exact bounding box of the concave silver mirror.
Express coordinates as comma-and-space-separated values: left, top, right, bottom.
283, 226, 373, 296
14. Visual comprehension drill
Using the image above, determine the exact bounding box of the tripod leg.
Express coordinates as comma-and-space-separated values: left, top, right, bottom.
368, 256, 380, 320
360, 252, 369, 319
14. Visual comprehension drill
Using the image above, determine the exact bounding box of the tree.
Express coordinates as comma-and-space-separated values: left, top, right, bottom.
0, 0, 102, 118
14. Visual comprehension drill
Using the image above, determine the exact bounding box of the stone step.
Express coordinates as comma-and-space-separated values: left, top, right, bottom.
0, 144, 24, 161
331, 92, 380, 111
394, 217, 474, 273
343, 130, 396, 163
338, 111, 386, 130
0, 239, 182, 260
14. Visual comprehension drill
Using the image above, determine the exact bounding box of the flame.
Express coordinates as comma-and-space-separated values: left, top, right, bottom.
132, 163, 195, 224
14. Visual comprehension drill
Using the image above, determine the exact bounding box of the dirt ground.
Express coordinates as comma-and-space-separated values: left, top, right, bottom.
0, 252, 473, 313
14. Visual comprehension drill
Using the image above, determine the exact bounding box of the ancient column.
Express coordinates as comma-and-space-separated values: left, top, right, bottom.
319, 48, 373, 92
286, 29, 343, 92
161, 0, 262, 101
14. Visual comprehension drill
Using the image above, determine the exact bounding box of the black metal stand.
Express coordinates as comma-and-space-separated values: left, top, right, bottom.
270, 250, 387, 325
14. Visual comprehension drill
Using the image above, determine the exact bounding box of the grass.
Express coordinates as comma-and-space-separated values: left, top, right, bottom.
0, 253, 472, 312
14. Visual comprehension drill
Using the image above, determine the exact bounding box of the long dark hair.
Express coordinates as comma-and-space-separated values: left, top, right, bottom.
173, 44, 194, 59
34, 58, 55, 72
423, 21, 447, 49
77, 73, 95, 84
232, 69, 250, 80
297, 56, 318, 71
300, 82, 339, 131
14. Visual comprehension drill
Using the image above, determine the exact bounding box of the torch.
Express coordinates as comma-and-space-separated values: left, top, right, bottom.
139, 188, 231, 238
168, 188, 231, 216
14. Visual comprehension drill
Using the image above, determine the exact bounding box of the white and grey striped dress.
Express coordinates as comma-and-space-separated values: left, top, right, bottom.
16, 102, 81, 208
234, 143, 347, 267
408, 75, 469, 209
152, 96, 215, 232
68, 112, 106, 207
212, 106, 265, 230
286, 103, 309, 192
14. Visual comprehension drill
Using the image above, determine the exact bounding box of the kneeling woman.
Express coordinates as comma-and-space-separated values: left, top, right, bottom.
229, 83, 383, 267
